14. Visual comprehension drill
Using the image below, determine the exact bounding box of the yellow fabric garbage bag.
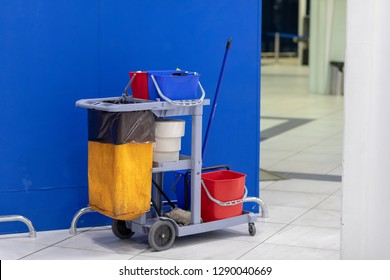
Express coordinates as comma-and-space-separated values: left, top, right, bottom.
88, 141, 153, 220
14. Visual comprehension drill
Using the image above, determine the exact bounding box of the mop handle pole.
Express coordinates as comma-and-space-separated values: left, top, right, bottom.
202, 38, 232, 159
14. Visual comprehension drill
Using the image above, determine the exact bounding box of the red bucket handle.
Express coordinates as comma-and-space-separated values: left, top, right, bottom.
201, 180, 248, 207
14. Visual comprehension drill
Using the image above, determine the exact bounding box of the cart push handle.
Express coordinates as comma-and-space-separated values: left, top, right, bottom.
201, 180, 248, 207
151, 74, 206, 106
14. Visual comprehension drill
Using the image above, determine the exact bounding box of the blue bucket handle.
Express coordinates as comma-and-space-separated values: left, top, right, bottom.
150, 74, 205, 106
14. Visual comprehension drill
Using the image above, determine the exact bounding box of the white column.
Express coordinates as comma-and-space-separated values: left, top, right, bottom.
309, 0, 346, 94
329, 0, 346, 62
342, 0, 390, 259
297, 0, 307, 64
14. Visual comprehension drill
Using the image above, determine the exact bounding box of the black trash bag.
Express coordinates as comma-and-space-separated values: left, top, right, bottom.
88, 110, 155, 144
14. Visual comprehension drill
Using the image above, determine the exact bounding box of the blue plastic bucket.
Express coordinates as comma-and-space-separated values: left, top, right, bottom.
149, 70, 200, 101
147, 70, 173, 100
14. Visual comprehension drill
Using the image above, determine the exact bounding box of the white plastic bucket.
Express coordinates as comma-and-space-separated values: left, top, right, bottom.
154, 137, 181, 152
154, 119, 185, 162
155, 119, 185, 138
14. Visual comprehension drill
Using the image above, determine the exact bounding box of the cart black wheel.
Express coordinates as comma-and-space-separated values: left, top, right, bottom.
112, 219, 134, 239
148, 220, 176, 251
248, 223, 256, 236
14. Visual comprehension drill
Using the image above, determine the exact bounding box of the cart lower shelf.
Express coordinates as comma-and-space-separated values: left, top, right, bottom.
109, 211, 260, 251
69, 196, 268, 251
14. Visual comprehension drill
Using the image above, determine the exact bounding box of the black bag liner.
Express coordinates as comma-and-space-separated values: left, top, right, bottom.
88, 110, 155, 144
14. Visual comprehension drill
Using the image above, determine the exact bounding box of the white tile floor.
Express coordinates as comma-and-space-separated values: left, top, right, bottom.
0, 58, 344, 260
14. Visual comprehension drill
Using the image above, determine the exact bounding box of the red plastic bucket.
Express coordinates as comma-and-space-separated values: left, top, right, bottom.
129, 71, 149, 99
201, 170, 246, 222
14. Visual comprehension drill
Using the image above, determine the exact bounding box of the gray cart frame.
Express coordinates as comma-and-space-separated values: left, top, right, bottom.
70, 96, 268, 250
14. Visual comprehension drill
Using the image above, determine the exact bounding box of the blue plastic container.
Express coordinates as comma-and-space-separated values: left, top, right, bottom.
149, 70, 200, 101
147, 70, 173, 100
174, 170, 190, 210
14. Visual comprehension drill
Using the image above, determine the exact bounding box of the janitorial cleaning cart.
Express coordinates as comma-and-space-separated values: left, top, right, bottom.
70, 41, 267, 251
70, 76, 267, 251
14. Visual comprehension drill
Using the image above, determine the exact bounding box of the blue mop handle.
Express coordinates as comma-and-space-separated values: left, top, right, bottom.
202, 38, 232, 159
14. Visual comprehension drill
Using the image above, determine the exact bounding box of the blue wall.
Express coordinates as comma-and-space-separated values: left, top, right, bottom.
0, 0, 261, 233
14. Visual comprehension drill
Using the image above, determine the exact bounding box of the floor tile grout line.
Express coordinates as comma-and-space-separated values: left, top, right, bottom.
259, 242, 340, 252
283, 223, 341, 230
259, 188, 341, 196
265, 172, 342, 182
52, 244, 140, 257
129, 255, 180, 260
128, 247, 158, 259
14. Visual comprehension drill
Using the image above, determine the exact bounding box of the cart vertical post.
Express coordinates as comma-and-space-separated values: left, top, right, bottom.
190, 105, 203, 224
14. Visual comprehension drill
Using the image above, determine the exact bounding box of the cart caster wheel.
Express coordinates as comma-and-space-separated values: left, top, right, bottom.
112, 219, 134, 239
248, 223, 256, 236
148, 220, 176, 251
